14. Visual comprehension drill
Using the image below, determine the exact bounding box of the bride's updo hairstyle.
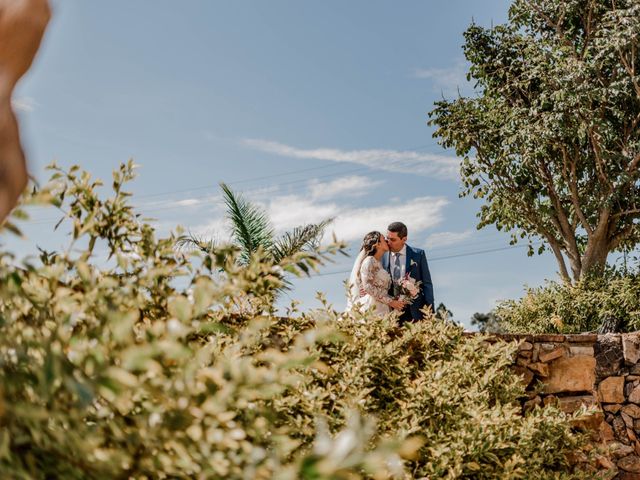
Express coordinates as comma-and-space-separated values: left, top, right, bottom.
361, 231, 382, 257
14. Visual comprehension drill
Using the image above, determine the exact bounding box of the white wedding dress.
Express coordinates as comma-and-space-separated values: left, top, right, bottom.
347, 254, 393, 316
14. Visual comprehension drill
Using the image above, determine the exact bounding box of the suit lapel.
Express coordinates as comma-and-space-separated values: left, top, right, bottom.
405, 246, 413, 274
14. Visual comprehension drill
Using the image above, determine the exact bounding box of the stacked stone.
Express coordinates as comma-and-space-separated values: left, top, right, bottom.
597, 334, 640, 479
509, 335, 596, 416
491, 332, 640, 479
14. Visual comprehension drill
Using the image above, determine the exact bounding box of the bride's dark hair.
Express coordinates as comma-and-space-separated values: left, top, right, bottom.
361, 231, 382, 257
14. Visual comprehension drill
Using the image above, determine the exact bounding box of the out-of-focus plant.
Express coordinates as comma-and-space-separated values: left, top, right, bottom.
435, 302, 454, 322
0, 162, 593, 479
0, 162, 398, 479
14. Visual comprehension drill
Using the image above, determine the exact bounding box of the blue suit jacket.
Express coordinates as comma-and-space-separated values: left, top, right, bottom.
383, 245, 434, 320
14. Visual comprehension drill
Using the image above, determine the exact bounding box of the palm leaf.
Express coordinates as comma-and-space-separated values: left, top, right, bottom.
220, 182, 274, 263
175, 232, 217, 254
269, 218, 333, 265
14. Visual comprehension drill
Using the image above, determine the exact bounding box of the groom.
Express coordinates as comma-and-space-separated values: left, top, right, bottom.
383, 221, 434, 323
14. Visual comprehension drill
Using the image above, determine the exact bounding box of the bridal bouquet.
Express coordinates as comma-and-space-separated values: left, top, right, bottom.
396, 273, 421, 303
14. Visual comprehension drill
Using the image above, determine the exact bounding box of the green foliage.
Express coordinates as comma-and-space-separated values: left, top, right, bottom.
471, 311, 504, 334
0, 162, 592, 478
428, 0, 640, 283
219, 181, 275, 263
269, 220, 333, 266
268, 311, 588, 479
496, 268, 640, 334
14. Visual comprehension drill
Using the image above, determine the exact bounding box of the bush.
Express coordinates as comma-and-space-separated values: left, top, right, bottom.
0, 162, 591, 478
275, 312, 592, 478
496, 269, 640, 334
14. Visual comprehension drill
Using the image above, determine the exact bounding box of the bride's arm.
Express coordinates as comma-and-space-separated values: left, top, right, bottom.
360, 258, 394, 306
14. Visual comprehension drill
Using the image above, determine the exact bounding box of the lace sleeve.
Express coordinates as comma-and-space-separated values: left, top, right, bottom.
360, 257, 393, 305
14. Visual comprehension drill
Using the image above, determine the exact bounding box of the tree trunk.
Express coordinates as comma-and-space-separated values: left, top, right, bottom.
579, 239, 610, 281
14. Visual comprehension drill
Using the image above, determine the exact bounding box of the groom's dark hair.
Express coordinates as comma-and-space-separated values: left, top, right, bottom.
388, 221, 407, 239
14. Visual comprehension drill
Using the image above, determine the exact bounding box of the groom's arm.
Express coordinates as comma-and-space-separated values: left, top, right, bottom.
420, 250, 434, 314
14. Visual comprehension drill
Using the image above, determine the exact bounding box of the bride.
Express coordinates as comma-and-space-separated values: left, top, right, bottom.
346, 231, 405, 315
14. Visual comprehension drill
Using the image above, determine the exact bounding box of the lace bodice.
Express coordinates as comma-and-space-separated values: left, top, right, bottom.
359, 256, 393, 306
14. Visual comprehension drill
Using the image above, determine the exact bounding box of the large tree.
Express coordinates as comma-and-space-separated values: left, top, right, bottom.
429, 0, 640, 283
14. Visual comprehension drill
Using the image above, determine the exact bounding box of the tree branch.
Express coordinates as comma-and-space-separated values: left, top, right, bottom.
609, 223, 635, 251
579, 0, 594, 59
555, 249, 573, 284
627, 152, 640, 177
612, 208, 640, 218
617, 46, 640, 98
588, 126, 615, 194
561, 144, 593, 235
538, 160, 582, 269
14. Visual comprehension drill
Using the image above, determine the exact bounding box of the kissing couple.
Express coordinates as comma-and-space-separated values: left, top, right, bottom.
346, 222, 435, 324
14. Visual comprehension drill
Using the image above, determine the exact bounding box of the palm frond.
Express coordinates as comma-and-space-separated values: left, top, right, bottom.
175, 232, 218, 254
220, 183, 274, 263
269, 218, 333, 264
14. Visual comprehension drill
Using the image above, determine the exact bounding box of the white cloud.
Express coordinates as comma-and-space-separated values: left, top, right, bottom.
149, 219, 186, 237
309, 175, 382, 200
11, 96, 38, 113
138, 194, 222, 211
191, 217, 230, 237
331, 197, 448, 242
266, 194, 448, 242
412, 59, 472, 97
183, 192, 448, 245
242, 138, 459, 180
243, 184, 283, 202
174, 198, 201, 207
139, 183, 283, 214
267, 195, 340, 231
176, 171, 449, 249
425, 230, 474, 249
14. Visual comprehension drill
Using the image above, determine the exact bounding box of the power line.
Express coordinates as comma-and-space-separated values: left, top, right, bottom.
134, 162, 352, 200
137, 146, 453, 208
314, 243, 543, 277
331, 231, 514, 257
23, 164, 371, 223
23, 148, 458, 224
21, 141, 452, 221
120, 141, 450, 200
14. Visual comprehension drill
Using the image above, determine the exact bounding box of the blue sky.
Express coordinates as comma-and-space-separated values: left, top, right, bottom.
8, 0, 572, 328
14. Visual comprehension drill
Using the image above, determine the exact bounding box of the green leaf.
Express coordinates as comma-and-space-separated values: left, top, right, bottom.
220, 182, 274, 262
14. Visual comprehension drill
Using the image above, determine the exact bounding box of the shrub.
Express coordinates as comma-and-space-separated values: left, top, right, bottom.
267, 311, 589, 479
496, 269, 640, 334
0, 162, 591, 478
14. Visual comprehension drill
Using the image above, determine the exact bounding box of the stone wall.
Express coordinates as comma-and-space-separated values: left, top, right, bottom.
478, 332, 640, 479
